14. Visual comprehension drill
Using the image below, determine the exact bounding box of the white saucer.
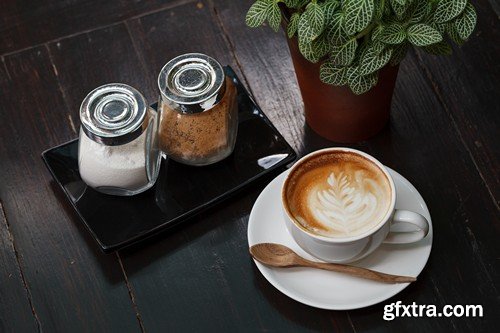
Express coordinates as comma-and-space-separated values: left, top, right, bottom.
247, 167, 433, 310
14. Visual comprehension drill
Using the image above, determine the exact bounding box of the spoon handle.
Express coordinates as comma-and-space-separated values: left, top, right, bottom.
305, 260, 416, 284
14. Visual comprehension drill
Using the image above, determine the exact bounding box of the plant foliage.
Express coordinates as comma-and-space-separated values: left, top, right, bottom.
246, 0, 477, 94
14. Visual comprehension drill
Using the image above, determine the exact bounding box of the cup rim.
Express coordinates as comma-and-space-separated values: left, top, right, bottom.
281, 147, 396, 243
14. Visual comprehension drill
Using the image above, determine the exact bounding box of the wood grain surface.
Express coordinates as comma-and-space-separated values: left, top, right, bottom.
0, 201, 39, 332
0, 0, 498, 332
0, 0, 195, 55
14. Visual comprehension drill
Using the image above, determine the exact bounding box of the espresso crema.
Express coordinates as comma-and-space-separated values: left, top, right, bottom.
285, 151, 392, 238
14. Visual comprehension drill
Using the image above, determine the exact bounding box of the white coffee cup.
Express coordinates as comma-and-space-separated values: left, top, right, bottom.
282, 148, 429, 263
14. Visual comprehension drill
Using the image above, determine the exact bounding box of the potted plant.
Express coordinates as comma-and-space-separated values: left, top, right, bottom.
246, 0, 477, 142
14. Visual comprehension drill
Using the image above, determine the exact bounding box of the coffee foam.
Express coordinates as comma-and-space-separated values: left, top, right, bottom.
285, 151, 392, 238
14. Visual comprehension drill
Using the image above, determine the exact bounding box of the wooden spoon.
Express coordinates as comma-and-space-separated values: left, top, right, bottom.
250, 243, 416, 284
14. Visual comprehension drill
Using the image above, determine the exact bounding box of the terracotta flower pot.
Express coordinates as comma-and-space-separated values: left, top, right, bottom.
286, 38, 399, 143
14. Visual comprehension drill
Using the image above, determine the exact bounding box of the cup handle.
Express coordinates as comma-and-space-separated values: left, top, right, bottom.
383, 210, 429, 244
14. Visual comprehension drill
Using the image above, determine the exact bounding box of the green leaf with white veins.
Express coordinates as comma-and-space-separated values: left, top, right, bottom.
409, 1, 431, 24
371, 40, 386, 54
446, 22, 464, 45
326, 12, 346, 45
320, 61, 348, 85
430, 21, 446, 34
347, 67, 378, 95
373, 0, 385, 20
267, 1, 281, 32
245, 0, 272, 28
284, 0, 309, 8
371, 25, 383, 41
434, 0, 467, 24
359, 47, 393, 75
380, 23, 406, 44
389, 0, 407, 19
313, 34, 331, 59
322, 0, 340, 22
330, 39, 358, 66
288, 13, 300, 38
298, 2, 325, 42
283, 0, 299, 7
454, 3, 477, 40
407, 24, 442, 46
298, 39, 320, 63
343, 0, 375, 35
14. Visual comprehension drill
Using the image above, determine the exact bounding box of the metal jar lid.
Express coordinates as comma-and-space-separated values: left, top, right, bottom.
80, 83, 147, 146
158, 53, 226, 114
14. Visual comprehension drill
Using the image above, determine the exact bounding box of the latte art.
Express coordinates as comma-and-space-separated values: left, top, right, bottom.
284, 151, 392, 238
309, 171, 387, 237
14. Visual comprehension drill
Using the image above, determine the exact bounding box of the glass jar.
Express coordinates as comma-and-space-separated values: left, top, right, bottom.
157, 53, 238, 166
78, 84, 160, 196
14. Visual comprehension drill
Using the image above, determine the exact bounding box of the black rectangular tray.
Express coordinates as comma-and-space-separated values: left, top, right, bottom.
42, 66, 296, 252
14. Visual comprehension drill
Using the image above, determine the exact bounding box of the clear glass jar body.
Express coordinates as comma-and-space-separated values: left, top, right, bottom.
158, 77, 238, 166
78, 108, 160, 196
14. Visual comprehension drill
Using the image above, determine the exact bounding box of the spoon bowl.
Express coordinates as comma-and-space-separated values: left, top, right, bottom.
249, 242, 305, 267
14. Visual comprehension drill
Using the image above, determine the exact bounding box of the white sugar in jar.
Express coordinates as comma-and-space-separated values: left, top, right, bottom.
78, 84, 160, 196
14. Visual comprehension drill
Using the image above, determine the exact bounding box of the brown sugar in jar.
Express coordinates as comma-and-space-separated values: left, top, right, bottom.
157, 53, 238, 166
159, 77, 237, 164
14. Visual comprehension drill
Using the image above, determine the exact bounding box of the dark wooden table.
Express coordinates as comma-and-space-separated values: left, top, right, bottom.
1, 0, 499, 332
